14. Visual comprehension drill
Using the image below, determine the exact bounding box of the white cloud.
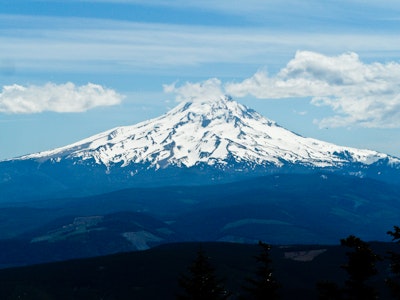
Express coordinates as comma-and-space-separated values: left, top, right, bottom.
163, 78, 224, 103
166, 51, 400, 128
225, 51, 400, 128
0, 82, 123, 114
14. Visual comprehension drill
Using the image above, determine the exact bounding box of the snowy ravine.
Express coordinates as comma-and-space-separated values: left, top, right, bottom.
15, 96, 400, 170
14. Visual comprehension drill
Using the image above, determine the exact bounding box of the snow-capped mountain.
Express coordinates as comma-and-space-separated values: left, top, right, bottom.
16, 96, 399, 170
1, 96, 400, 202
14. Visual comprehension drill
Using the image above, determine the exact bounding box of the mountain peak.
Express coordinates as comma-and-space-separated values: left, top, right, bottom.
172, 94, 266, 124
178, 93, 232, 105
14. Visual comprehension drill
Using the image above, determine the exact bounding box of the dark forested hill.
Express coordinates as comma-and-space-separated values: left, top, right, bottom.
0, 241, 398, 300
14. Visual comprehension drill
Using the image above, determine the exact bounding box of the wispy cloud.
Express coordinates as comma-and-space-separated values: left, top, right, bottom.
71, 0, 400, 22
0, 82, 123, 114
167, 51, 400, 128
1, 14, 399, 76
74, 0, 292, 15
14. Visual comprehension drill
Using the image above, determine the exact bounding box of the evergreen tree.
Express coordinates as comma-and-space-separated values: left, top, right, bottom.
241, 241, 279, 300
177, 247, 231, 300
387, 226, 400, 299
340, 235, 380, 300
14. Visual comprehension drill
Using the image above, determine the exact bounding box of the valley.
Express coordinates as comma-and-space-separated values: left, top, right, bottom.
0, 174, 399, 269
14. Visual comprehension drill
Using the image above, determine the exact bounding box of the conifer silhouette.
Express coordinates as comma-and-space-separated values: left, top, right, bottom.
341, 235, 380, 300
241, 241, 279, 299
387, 226, 400, 299
177, 247, 230, 300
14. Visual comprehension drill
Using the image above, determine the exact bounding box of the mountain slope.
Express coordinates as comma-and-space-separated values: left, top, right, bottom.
16, 96, 399, 170
0, 211, 181, 268
1, 96, 399, 202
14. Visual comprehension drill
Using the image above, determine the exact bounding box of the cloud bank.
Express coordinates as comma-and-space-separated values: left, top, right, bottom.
226, 51, 400, 128
0, 82, 123, 114
166, 51, 400, 128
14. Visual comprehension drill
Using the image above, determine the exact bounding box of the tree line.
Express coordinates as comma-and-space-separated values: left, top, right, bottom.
177, 227, 400, 300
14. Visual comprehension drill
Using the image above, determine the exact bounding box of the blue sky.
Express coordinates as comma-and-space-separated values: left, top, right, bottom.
1, 0, 400, 160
